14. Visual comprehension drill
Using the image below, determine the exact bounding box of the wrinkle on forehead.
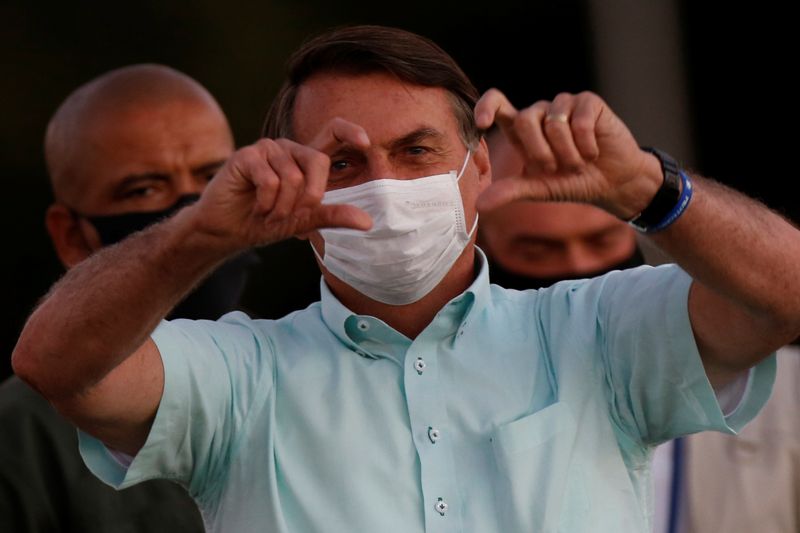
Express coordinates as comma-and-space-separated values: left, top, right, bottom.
45, 64, 227, 205
290, 72, 460, 147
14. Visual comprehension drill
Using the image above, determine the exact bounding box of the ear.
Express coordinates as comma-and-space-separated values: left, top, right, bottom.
45, 204, 97, 269
473, 136, 492, 193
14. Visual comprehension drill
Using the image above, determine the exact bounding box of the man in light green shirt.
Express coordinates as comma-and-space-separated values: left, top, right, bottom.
13, 26, 800, 532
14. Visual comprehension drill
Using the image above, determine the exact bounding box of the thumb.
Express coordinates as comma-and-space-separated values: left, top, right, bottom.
307, 203, 373, 232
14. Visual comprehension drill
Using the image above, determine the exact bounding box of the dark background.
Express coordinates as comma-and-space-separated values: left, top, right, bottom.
2, 0, 795, 380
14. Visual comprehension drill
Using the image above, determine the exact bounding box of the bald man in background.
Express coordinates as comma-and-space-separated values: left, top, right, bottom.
0, 64, 245, 531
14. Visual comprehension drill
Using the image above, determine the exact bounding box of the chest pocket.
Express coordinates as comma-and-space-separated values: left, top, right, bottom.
491, 401, 588, 533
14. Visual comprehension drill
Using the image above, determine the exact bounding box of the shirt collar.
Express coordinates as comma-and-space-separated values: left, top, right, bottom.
320, 246, 492, 360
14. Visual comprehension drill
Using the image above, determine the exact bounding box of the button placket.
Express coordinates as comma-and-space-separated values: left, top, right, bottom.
404, 342, 460, 531
457, 318, 468, 338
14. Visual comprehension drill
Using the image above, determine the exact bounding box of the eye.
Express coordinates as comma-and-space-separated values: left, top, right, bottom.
517, 240, 562, 261
325, 152, 366, 189
407, 146, 429, 155
520, 244, 551, 260
203, 164, 225, 182
588, 228, 627, 250
123, 186, 157, 199
331, 159, 350, 172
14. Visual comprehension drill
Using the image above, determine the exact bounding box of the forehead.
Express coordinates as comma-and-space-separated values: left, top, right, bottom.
89, 98, 229, 152
487, 202, 629, 240
291, 72, 461, 146
82, 99, 230, 170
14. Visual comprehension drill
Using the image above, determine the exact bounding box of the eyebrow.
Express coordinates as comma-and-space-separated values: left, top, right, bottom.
388, 127, 446, 151
328, 127, 447, 160
511, 224, 627, 247
512, 235, 566, 248
114, 173, 169, 193
191, 159, 227, 176
115, 159, 228, 188
586, 224, 629, 240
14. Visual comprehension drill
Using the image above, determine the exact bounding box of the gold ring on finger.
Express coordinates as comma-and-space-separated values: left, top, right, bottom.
545, 112, 569, 124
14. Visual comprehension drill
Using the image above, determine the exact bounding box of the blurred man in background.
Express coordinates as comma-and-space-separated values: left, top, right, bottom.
0, 63, 249, 532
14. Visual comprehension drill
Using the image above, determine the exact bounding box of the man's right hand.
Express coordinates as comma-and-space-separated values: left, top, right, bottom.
12, 118, 373, 455
192, 118, 373, 252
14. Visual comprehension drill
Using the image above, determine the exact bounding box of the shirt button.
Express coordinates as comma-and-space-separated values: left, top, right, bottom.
414, 357, 426, 375
435, 498, 448, 516
428, 427, 441, 444
357, 319, 370, 331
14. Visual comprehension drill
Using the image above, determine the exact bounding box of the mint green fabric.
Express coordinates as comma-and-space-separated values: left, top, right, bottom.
80, 253, 774, 533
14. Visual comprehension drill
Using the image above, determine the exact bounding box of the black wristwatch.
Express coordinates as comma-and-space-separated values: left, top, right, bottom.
627, 147, 682, 232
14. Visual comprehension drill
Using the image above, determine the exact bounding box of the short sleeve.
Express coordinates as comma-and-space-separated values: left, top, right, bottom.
538, 265, 775, 445
79, 311, 275, 498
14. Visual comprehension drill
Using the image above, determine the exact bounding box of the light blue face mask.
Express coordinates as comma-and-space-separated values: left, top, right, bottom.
313, 150, 477, 305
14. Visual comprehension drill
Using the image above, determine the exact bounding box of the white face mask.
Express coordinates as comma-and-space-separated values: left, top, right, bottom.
313, 151, 477, 306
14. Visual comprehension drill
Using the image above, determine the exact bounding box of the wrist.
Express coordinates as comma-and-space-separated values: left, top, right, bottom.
599, 151, 663, 220
631, 152, 665, 215
625, 147, 692, 233
169, 204, 245, 266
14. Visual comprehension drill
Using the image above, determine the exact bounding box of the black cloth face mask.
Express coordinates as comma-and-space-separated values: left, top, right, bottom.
487, 247, 646, 291
75, 195, 258, 320
84, 194, 200, 246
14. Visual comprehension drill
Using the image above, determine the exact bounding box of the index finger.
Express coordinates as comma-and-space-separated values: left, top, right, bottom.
308, 117, 371, 154
475, 88, 519, 131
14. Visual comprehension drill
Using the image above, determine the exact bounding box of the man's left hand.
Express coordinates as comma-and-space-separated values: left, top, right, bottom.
474, 90, 662, 220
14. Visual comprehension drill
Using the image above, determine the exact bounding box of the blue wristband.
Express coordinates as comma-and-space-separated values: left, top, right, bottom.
645, 171, 693, 233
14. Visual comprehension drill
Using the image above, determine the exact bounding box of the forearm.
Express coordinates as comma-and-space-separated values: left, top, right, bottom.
648, 175, 800, 372
473, 90, 800, 376
12, 205, 237, 399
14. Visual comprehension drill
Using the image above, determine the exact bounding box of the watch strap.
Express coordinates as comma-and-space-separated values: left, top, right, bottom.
628, 147, 683, 232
